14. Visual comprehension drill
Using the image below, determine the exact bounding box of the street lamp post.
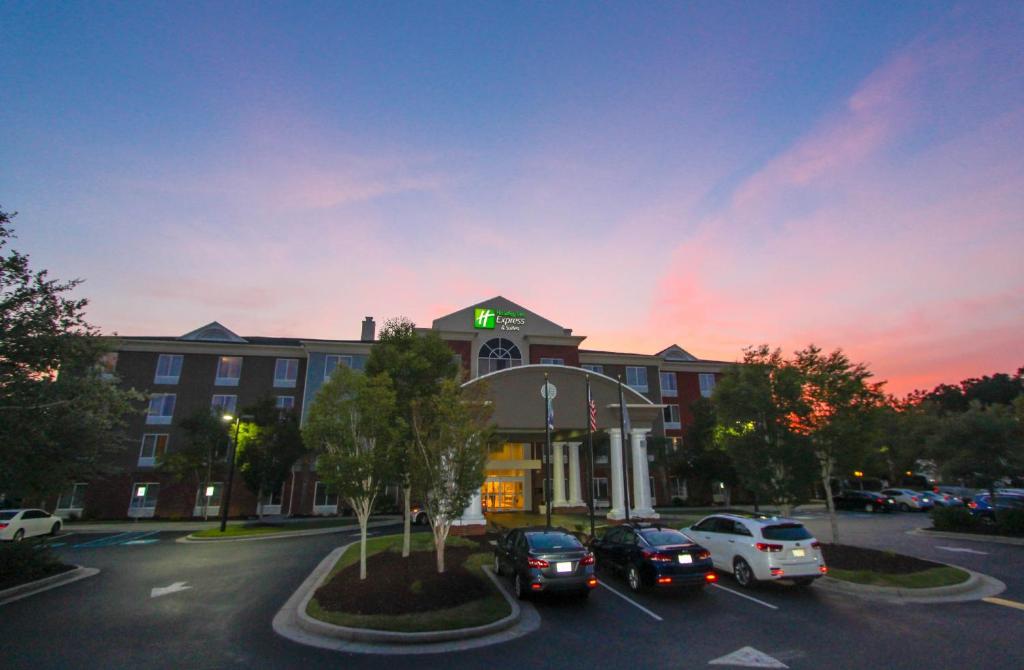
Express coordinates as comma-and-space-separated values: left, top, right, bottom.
219, 414, 247, 533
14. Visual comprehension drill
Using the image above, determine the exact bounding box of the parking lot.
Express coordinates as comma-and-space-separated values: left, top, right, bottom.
3, 511, 1022, 669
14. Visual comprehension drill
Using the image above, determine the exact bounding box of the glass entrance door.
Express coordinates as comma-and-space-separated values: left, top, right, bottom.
482, 478, 525, 511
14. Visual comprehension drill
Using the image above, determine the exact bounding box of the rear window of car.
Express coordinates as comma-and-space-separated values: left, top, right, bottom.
0, 511, 17, 520
527, 532, 582, 551
641, 529, 689, 546
761, 524, 813, 541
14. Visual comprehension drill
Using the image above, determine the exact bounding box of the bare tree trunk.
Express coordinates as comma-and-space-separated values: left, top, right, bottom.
358, 511, 370, 580
402, 483, 412, 558
256, 485, 263, 520
433, 521, 450, 573
820, 456, 839, 544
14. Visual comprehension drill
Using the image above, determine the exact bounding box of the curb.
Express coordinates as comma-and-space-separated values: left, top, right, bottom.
178, 518, 400, 543
0, 565, 101, 607
908, 527, 1024, 546
273, 540, 540, 654
817, 566, 1005, 604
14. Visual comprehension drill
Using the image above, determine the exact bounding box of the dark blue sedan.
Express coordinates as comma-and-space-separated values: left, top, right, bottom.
590, 523, 716, 593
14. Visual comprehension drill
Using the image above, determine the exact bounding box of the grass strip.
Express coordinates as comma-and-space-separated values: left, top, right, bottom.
828, 566, 970, 589
191, 517, 395, 538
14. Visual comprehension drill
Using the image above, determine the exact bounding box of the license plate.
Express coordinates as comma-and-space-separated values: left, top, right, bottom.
792, 548, 805, 557
678, 554, 693, 564
556, 561, 573, 573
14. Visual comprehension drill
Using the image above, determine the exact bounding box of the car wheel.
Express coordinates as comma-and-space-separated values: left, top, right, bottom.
513, 573, 528, 600
899, 503, 910, 512
13, 529, 25, 542
493, 555, 503, 576
864, 503, 875, 513
792, 578, 815, 587
733, 558, 756, 588
627, 565, 644, 592
50, 522, 61, 536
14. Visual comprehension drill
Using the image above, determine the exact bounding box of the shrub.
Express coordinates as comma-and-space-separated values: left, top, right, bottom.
0, 541, 67, 590
996, 509, 1024, 536
671, 496, 685, 506
930, 506, 977, 532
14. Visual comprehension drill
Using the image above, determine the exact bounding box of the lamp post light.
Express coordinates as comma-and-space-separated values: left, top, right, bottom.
219, 413, 250, 533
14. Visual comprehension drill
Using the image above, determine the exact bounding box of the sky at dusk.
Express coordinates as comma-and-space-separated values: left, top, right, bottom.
1, 2, 1021, 396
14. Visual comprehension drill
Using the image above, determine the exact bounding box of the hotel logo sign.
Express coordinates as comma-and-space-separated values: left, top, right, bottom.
473, 307, 526, 331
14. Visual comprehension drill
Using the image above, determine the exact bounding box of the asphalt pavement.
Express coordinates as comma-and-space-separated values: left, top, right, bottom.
2, 513, 1022, 669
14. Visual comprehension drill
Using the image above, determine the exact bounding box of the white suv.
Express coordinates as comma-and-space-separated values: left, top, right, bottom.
683, 513, 827, 588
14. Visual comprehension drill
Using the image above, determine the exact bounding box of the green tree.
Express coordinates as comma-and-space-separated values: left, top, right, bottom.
712, 346, 816, 515
160, 408, 229, 517
236, 398, 307, 519
411, 378, 494, 573
0, 208, 142, 504
667, 398, 736, 504
793, 345, 886, 543
364, 317, 459, 557
304, 366, 397, 579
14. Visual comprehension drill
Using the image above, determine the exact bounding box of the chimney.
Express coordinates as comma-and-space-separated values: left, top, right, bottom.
361, 316, 376, 342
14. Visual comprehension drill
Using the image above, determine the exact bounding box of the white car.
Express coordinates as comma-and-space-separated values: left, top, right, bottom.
0, 508, 63, 542
880, 488, 934, 512
683, 513, 827, 588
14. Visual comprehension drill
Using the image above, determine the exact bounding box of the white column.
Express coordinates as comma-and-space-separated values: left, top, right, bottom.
567, 442, 583, 506
630, 429, 659, 519
454, 490, 485, 526
607, 428, 626, 520
552, 442, 567, 506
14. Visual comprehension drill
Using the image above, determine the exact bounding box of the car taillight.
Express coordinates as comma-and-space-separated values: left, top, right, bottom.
811, 541, 820, 549
657, 576, 673, 584
580, 553, 595, 566
820, 565, 828, 574
770, 567, 784, 576
696, 550, 711, 560
642, 550, 673, 562
705, 572, 718, 582
967, 502, 977, 509
911, 496, 918, 502
0, 523, 7, 529
755, 542, 783, 552
527, 557, 549, 569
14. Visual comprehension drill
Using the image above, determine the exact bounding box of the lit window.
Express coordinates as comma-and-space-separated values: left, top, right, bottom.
128, 482, 160, 517
626, 366, 648, 391
660, 372, 677, 396
663, 404, 681, 427
211, 395, 237, 416
699, 373, 717, 398
540, 357, 564, 365
276, 396, 295, 410
146, 394, 176, 425
154, 354, 183, 384
274, 358, 299, 388
581, 364, 604, 374
324, 354, 353, 379
215, 356, 243, 386
138, 434, 169, 466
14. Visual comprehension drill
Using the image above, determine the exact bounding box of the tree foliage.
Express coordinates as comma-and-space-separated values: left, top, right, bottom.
160, 408, 228, 515
236, 398, 307, 518
0, 208, 142, 504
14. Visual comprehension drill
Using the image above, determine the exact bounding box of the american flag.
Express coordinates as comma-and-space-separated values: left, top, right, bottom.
588, 389, 597, 432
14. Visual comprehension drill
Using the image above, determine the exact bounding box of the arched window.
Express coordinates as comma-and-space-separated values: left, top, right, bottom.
478, 338, 523, 374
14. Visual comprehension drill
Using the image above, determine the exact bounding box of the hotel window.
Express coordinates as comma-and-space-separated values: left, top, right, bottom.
128, 482, 160, 517
540, 357, 564, 365
478, 338, 523, 374
146, 394, 176, 425
324, 354, 353, 379
663, 404, 681, 428
314, 482, 339, 507
581, 364, 604, 374
593, 477, 609, 501
99, 352, 118, 380
276, 395, 295, 410
699, 373, 717, 398
154, 354, 183, 384
626, 366, 648, 392
660, 372, 677, 397
138, 434, 169, 467
274, 358, 299, 388
215, 356, 243, 386
57, 483, 87, 512
211, 394, 237, 416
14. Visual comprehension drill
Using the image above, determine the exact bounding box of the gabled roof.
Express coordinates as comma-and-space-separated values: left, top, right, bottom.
180, 321, 248, 343
656, 344, 697, 361
431, 296, 569, 336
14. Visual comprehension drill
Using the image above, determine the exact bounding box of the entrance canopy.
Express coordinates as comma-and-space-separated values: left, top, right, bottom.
463, 364, 662, 435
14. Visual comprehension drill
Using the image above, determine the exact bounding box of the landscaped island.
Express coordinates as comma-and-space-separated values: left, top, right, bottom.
821, 544, 969, 589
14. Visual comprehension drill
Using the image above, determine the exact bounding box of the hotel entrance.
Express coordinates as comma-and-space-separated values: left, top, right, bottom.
482, 442, 537, 513
482, 477, 525, 511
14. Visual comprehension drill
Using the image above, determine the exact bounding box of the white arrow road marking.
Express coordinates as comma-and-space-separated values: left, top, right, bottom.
709, 646, 788, 668
151, 582, 192, 598
937, 546, 988, 555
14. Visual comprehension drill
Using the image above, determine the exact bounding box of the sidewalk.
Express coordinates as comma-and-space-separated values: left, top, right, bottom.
64, 515, 401, 534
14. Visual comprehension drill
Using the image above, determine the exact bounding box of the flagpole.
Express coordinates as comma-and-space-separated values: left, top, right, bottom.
586, 374, 595, 539
618, 375, 631, 522
544, 372, 552, 530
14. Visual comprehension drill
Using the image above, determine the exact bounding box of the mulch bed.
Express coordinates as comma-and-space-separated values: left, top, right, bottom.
314, 545, 493, 615
0, 562, 75, 591
820, 543, 945, 574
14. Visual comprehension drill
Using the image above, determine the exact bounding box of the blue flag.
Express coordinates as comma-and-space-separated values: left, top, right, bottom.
547, 399, 555, 431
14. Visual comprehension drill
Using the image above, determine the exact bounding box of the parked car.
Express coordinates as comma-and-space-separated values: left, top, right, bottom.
683, 514, 827, 589
967, 493, 1024, 524
833, 490, 896, 513
0, 509, 62, 542
881, 488, 934, 512
410, 503, 429, 525
494, 527, 596, 599
919, 490, 962, 507
590, 523, 716, 593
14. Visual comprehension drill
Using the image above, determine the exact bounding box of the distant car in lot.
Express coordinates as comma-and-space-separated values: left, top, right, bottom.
494, 527, 596, 599
833, 490, 896, 513
881, 488, 934, 512
919, 490, 962, 507
590, 523, 716, 593
683, 514, 826, 589
410, 503, 429, 525
0, 509, 62, 542
968, 493, 1024, 524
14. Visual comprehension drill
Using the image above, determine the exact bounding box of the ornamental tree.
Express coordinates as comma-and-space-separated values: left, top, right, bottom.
235, 398, 307, 519
159, 407, 229, 518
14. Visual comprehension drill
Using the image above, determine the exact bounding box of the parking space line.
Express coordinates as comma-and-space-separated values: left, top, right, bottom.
711, 583, 779, 610
597, 580, 663, 621
983, 597, 1024, 612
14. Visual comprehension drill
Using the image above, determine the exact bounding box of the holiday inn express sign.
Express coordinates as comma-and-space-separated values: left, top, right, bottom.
474, 307, 527, 331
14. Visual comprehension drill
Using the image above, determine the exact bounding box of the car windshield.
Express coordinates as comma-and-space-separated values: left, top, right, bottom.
641, 529, 689, 546
761, 524, 813, 541
0, 511, 17, 520
527, 532, 582, 551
